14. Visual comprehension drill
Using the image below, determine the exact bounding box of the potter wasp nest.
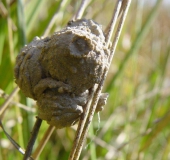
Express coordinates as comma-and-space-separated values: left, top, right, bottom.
14, 19, 109, 129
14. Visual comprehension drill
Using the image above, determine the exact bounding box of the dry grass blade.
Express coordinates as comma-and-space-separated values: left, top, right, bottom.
72, 76, 106, 160
69, 86, 96, 160
73, 0, 90, 20
43, 0, 70, 37
0, 89, 35, 112
31, 125, 55, 160
105, 0, 122, 46
109, 0, 131, 61
69, 0, 131, 160
0, 87, 20, 116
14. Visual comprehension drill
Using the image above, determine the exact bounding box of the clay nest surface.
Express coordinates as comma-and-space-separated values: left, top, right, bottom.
14, 19, 109, 128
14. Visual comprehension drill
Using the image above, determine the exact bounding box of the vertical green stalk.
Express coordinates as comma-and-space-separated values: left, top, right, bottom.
6, 0, 15, 64
17, 0, 28, 148
0, 19, 6, 65
17, 0, 27, 47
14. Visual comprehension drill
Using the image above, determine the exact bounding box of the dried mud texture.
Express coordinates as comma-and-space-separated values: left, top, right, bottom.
14, 19, 109, 128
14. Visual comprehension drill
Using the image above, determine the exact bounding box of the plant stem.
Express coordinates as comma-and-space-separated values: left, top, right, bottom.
73, 0, 89, 20
43, 0, 69, 37
31, 125, 55, 160
0, 87, 20, 116
23, 117, 42, 160
106, 0, 163, 92
68, 87, 96, 160
105, 0, 123, 47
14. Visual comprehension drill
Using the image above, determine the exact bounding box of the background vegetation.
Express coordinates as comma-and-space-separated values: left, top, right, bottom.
0, 0, 170, 159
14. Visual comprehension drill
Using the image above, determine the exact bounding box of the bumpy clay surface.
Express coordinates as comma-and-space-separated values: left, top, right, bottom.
14, 19, 109, 129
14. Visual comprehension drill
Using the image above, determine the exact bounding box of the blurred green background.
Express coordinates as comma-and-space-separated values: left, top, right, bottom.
0, 0, 170, 159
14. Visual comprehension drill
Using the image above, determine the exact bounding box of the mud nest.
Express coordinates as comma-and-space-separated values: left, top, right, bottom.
14, 19, 109, 129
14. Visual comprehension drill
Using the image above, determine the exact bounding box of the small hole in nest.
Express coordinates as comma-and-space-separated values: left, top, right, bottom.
69, 36, 92, 57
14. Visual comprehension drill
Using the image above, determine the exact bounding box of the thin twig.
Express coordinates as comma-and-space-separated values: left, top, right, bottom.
31, 125, 55, 160
109, 0, 131, 62
73, 74, 106, 160
43, 0, 69, 37
0, 89, 35, 112
23, 117, 42, 160
68, 86, 96, 160
73, 0, 89, 20
69, 0, 132, 159
0, 86, 20, 116
0, 118, 26, 156
105, 0, 123, 47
